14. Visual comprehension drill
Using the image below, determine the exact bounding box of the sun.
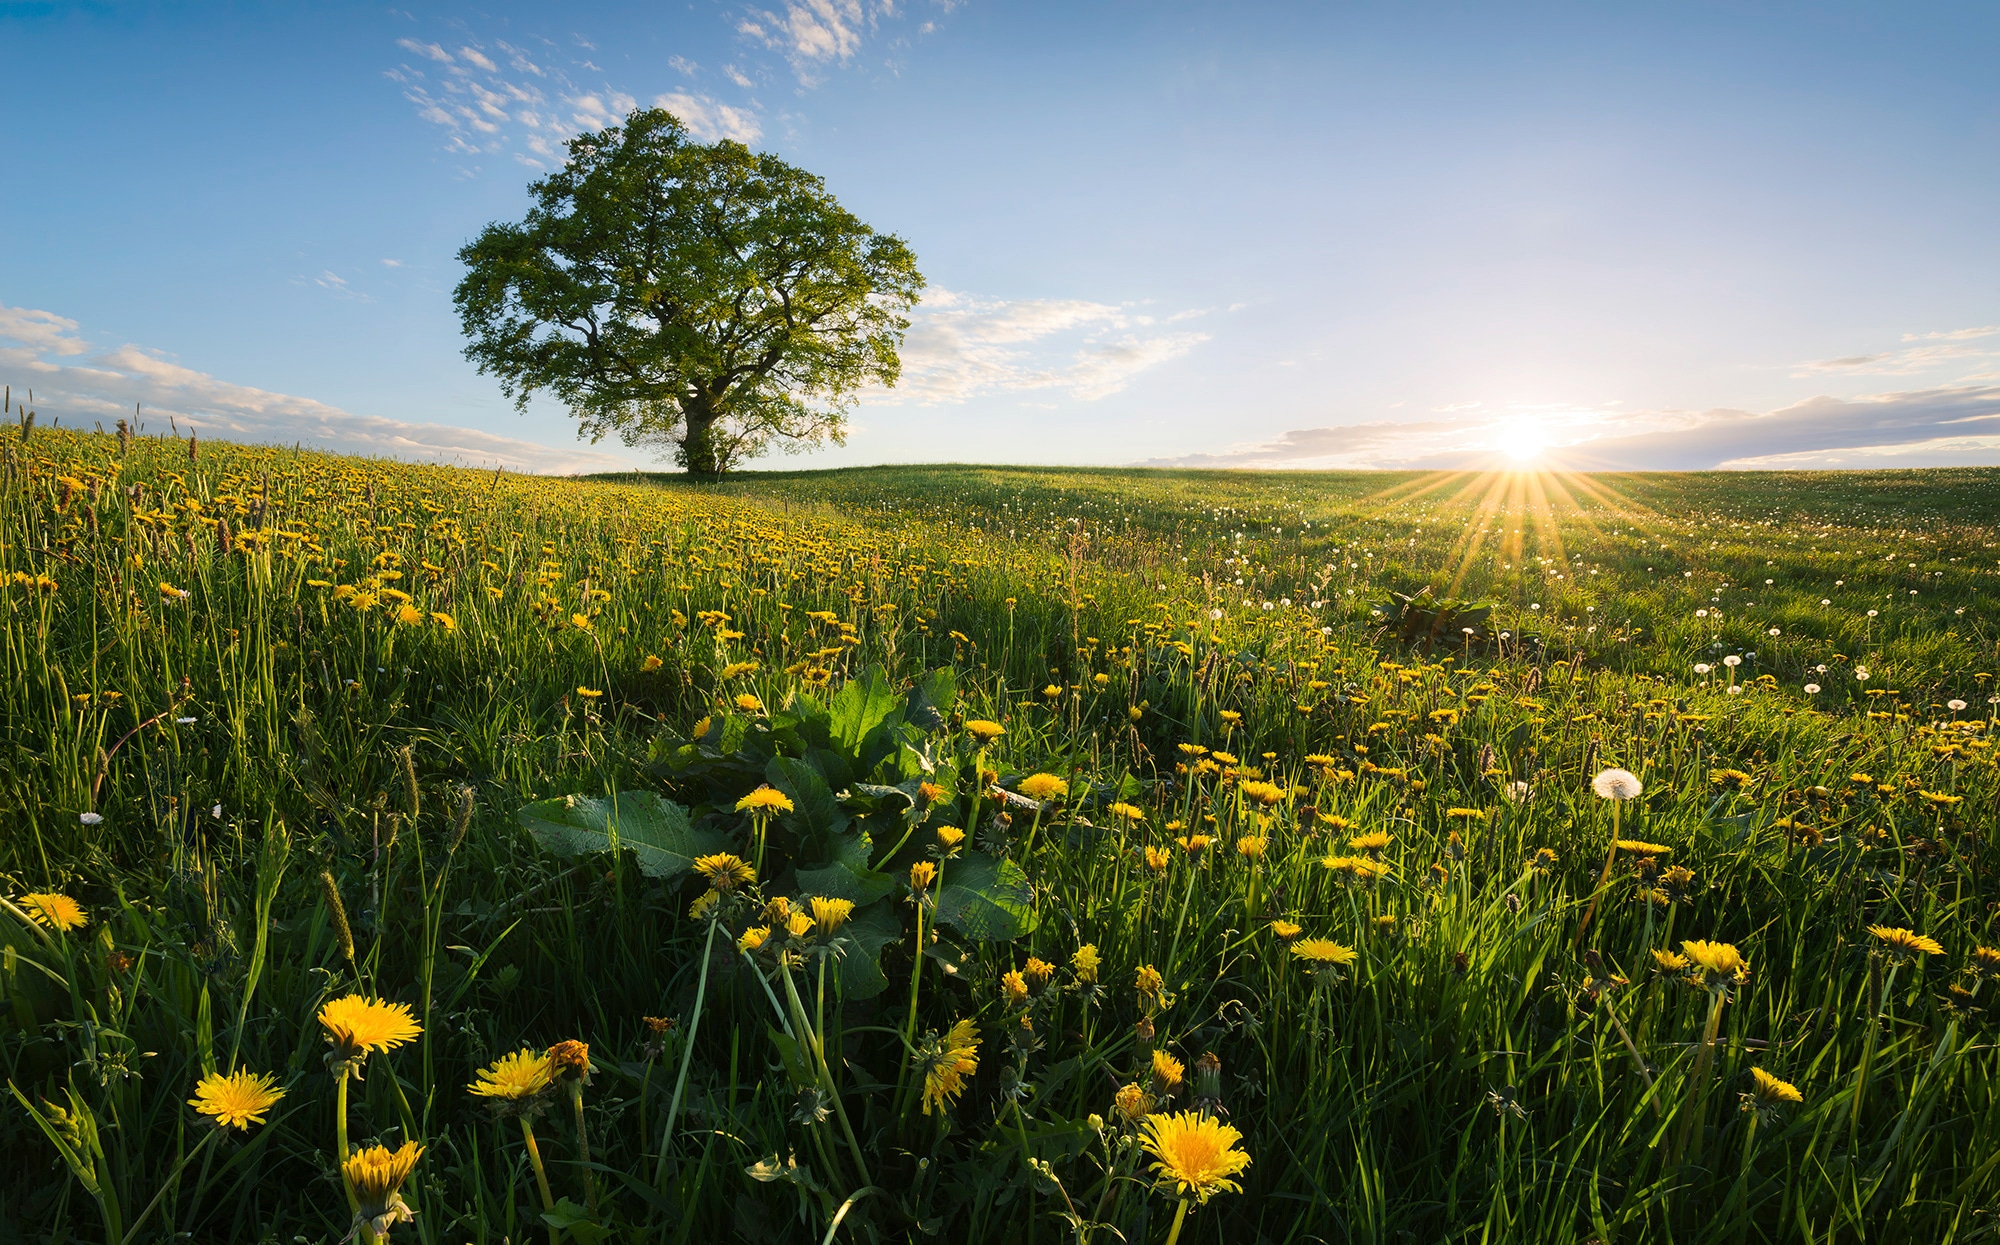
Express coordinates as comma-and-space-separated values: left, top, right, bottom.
1501, 419, 1547, 465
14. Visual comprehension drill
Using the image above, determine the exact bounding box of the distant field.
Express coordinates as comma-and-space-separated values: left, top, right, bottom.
5, 430, 1998, 1243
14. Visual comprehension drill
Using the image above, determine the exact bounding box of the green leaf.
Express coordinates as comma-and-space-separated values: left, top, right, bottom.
830, 665, 901, 754
541, 1199, 610, 1245
767, 756, 851, 849
795, 861, 895, 907
828, 900, 903, 999
904, 666, 957, 732
517, 791, 722, 880
766, 1024, 816, 1087
934, 853, 1037, 941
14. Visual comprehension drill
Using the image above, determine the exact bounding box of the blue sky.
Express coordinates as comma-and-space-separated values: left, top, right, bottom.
2, 1, 1996, 472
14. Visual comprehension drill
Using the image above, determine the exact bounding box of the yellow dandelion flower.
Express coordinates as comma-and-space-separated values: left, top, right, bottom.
1115, 1082, 1149, 1121
642, 654, 664, 672
1138, 1111, 1251, 1204
467, 1048, 554, 1101
785, 911, 816, 939
575, 686, 603, 698
735, 785, 794, 814
1681, 939, 1749, 985
1018, 773, 1069, 800
1347, 830, 1392, 854
1151, 1049, 1185, 1088
1072, 943, 1100, 983
1136, 963, 1166, 1008
737, 925, 771, 953
392, 602, 422, 627
1107, 801, 1147, 823
570, 613, 592, 631
1001, 969, 1030, 1005
909, 860, 937, 891
188, 1068, 285, 1130
1236, 835, 1268, 859
735, 693, 765, 713
16, 892, 87, 932
343, 1141, 423, 1238
1748, 1066, 1802, 1107
693, 853, 755, 892
1652, 948, 1690, 972
1145, 845, 1173, 872
429, 611, 456, 631
1868, 925, 1944, 960
1614, 840, 1673, 856
319, 995, 421, 1062
965, 719, 1006, 743
1238, 780, 1286, 806
809, 896, 854, 935
1291, 938, 1357, 967
1270, 919, 1302, 939
936, 826, 966, 852
920, 1019, 979, 1115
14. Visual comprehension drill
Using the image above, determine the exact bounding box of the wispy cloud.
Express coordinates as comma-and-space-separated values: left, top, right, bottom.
1151, 322, 2000, 472
738, 0, 871, 83
877, 291, 1212, 405
388, 34, 759, 169
1142, 387, 2000, 472
0, 301, 633, 474
1794, 324, 2000, 377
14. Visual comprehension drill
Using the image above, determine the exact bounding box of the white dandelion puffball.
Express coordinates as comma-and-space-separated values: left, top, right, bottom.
1503, 780, 1532, 804
1867, 609, 1878, 618
1694, 663, 1712, 675
1949, 699, 1967, 712
1696, 609, 1708, 618
1768, 627, 1781, 636
1855, 668, 1870, 681
1804, 683, 1821, 694
79, 812, 104, 825
1723, 655, 1742, 668
1728, 685, 1743, 695
1821, 599, 1831, 606
1592, 768, 1643, 801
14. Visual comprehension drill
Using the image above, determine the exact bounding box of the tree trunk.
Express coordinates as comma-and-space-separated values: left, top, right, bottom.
680, 396, 723, 477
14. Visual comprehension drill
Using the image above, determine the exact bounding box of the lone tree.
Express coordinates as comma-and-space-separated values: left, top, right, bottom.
455, 109, 924, 474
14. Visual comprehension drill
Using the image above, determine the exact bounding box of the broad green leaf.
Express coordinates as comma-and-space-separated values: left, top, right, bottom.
517, 791, 721, 880
795, 860, 895, 907
904, 666, 957, 732
934, 853, 1036, 941
767, 756, 850, 847
828, 900, 903, 999
830, 665, 901, 754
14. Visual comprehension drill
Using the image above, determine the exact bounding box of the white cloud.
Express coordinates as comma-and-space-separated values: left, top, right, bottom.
1794, 323, 2000, 377
1142, 387, 2000, 472
396, 38, 453, 63
653, 91, 763, 143
877, 290, 1210, 405
391, 34, 703, 170
0, 301, 632, 474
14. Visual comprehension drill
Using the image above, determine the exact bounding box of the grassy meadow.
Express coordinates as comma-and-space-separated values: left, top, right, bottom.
4, 426, 2000, 1244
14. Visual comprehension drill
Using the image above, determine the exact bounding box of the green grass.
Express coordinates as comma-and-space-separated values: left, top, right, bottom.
4, 428, 1999, 1243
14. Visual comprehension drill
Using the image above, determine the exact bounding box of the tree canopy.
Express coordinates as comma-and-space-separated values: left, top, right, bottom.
455, 109, 924, 474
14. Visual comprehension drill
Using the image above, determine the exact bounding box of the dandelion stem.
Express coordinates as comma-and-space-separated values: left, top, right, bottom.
520, 1117, 559, 1245
1163, 1197, 1192, 1245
